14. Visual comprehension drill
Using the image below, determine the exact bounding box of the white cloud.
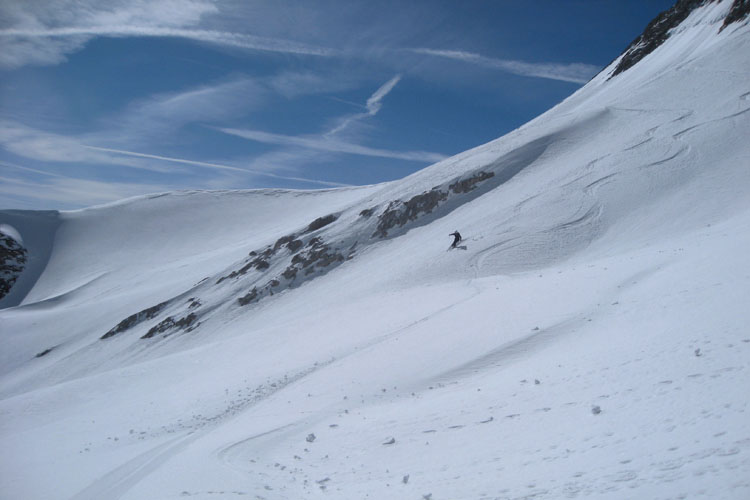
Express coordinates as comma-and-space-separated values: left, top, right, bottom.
408, 48, 600, 84
0, 119, 137, 167
104, 77, 268, 144
366, 74, 401, 114
266, 72, 361, 99
84, 146, 350, 186
326, 74, 401, 137
0, 145, 349, 209
0, 167, 175, 210
0, 0, 335, 68
218, 127, 446, 163
217, 74, 445, 164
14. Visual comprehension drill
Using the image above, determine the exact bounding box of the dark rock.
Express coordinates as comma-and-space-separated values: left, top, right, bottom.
286, 239, 303, 252
305, 214, 338, 233
252, 258, 270, 270
290, 242, 344, 270
0, 233, 28, 301
101, 301, 169, 339
282, 266, 297, 280
217, 254, 271, 283
722, 0, 750, 30
449, 171, 495, 194
273, 234, 297, 251
237, 288, 258, 306
359, 207, 375, 218
307, 237, 323, 248
35, 347, 55, 358
141, 312, 198, 339
610, 0, 710, 79
373, 188, 449, 238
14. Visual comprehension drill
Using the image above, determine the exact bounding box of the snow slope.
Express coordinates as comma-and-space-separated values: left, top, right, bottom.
1, 1, 749, 499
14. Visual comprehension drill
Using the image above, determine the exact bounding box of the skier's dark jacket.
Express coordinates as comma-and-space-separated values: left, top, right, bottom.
450, 231, 462, 248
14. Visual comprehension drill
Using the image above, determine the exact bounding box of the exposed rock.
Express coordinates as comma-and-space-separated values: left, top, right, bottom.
286, 239, 303, 252
217, 255, 270, 283
722, 0, 750, 30
237, 287, 259, 306
273, 234, 297, 251
220, 169, 496, 313
608, 0, 747, 78
35, 347, 55, 358
449, 171, 495, 194
307, 237, 323, 247
373, 188, 449, 238
252, 257, 270, 270
282, 266, 298, 280
305, 214, 338, 233
101, 301, 169, 339
291, 240, 344, 270
141, 312, 199, 339
0, 232, 28, 301
359, 207, 375, 218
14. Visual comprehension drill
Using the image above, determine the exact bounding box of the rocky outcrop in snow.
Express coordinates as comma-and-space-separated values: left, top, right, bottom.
0, 232, 27, 301
610, 0, 750, 79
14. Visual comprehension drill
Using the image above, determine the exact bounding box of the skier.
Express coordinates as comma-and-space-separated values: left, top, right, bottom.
449, 230, 462, 249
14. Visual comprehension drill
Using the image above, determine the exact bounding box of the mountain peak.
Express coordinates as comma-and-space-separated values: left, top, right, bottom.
609, 0, 749, 79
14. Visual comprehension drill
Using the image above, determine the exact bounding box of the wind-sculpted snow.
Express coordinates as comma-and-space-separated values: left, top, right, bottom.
95, 165, 507, 343
2, 2, 750, 499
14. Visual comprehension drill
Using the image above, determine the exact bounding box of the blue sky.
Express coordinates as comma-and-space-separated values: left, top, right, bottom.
0, 0, 675, 210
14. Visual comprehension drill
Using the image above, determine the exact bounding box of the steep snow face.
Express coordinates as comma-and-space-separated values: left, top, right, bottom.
2, 2, 750, 499
608, 0, 749, 78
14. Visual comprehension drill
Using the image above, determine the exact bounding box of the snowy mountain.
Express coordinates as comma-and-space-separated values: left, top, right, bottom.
2, 1, 749, 499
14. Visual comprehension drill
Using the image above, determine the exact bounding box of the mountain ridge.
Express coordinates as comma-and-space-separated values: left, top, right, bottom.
1, 1, 749, 498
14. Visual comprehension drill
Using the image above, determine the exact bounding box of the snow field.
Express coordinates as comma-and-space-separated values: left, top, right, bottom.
1, 1, 750, 498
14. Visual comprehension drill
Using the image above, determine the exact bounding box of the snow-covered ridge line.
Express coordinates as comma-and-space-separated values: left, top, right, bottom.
96, 164, 509, 344
609, 0, 748, 79
2, 3, 750, 499
62, 185, 380, 214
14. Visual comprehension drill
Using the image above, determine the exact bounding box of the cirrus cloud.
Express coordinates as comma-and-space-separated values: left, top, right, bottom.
407, 48, 600, 84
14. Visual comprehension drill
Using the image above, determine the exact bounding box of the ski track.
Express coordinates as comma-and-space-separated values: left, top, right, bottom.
3, 4, 750, 499
68, 358, 341, 499
69, 433, 198, 500
210, 284, 485, 474
429, 316, 585, 385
